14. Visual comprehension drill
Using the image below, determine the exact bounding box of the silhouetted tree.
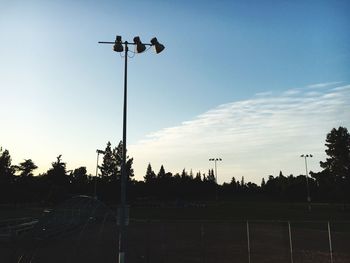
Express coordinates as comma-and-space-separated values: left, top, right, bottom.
320, 126, 350, 182
0, 147, 15, 182
100, 142, 115, 179
207, 169, 216, 183
99, 141, 134, 181
72, 166, 88, 184
157, 165, 166, 179
144, 163, 156, 183
194, 171, 202, 182
312, 127, 350, 202
46, 155, 69, 185
14, 159, 37, 178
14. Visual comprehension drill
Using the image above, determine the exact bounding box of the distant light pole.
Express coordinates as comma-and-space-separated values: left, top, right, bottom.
301, 154, 313, 211
209, 158, 222, 183
94, 149, 105, 199
99, 35, 164, 263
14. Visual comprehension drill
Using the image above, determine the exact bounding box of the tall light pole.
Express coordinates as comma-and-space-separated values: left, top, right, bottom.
209, 158, 222, 183
94, 149, 105, 199
301, 154, 313, 211
99, 35, 164, 263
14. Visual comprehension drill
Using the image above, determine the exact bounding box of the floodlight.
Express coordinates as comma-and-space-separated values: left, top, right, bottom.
150, 37, 165, 54
96, 149, 105, 154
113, 35, 124, 52
133, 36, 146, 53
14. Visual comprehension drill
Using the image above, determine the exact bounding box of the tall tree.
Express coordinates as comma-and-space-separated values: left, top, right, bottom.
113, 141, 134, 180
99, 141, 115, 179
46, 155, 69, 185
144, 163, 156, 183
157, 165, 166, 179
320, 126, 350, 182
99, 141, 134, 181
0, 147, 15, 181
207, 169, 216, 183
15, 159, 38, 177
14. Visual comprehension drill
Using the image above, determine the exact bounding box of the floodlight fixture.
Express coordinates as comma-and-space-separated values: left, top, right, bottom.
133, 36, 146, 53
113, 35, 124, 52
150, 37, 165, 54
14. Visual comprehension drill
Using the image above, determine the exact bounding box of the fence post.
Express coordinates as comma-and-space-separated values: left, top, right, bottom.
200, 222, 205, 263
146, 220, 150, 263
161, 222, 166, 263
288, 221, 293, 263
247, 221, 251, 263
328, 221, 333, 263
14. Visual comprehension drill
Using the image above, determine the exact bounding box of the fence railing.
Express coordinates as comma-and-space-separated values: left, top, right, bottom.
125, 220, 350, 263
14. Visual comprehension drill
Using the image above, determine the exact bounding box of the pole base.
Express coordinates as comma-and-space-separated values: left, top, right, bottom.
118, 252, 125, 263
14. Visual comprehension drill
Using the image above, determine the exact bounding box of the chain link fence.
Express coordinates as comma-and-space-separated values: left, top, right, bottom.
1, 198, 350, 263
126, 220, 350, 263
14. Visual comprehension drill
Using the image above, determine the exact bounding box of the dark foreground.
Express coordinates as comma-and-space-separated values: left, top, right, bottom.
1, 198, 350, 263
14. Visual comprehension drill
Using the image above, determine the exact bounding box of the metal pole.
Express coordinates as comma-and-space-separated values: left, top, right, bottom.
304, 156, 311, 211
119, 42, 128, 263
200, 223, 205, 263
328, 221, 333, 263
288, 221, 293, 263
246, 221, 251, 263
214, 159, 218, 184
94, 152, 100, 199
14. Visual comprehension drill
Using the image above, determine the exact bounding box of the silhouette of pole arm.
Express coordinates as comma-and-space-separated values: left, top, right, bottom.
98, 41, 152, 46
99, 35, 164, 263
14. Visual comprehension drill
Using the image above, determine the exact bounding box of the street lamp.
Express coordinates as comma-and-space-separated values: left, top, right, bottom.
94, 149, 105, 199
209, 158, 222, 183
300, 154, 313, 211
99, 35, 164, 263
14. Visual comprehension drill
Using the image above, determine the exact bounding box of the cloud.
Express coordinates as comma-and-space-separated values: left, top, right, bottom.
307, 81, 343, 89
129, 83, 350, 183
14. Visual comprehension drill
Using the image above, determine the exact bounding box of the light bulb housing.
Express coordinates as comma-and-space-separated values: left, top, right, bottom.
133, 36, 146, 53
150, 37, 165, 54
113, 35, 124, 52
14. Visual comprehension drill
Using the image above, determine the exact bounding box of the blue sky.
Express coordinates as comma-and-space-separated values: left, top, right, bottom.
1, 0, 349, 183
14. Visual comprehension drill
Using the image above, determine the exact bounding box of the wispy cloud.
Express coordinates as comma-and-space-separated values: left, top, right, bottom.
129, 83, 350, 183
307, 81, 343, 89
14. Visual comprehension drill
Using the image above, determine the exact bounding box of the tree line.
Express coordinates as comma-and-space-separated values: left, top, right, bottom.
0, 126, 349, 205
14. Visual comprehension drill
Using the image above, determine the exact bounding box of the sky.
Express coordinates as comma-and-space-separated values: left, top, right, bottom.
1, 0, 349, 184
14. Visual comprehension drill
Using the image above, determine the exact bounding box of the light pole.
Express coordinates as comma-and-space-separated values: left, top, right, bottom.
209, 158, 222, 183
99, 35, 164, 263
94, 149, 105, 199
301, 154, 313, 211
209, 158, 222, 201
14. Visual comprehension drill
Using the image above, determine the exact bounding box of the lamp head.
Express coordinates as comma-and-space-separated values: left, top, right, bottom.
150, 37, 165, 54
113, 35, 124, 52
133, 36, 146, 53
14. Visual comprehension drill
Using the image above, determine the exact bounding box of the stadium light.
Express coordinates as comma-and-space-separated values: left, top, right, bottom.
300, 154, 313, 211
99, 35, 164, 263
